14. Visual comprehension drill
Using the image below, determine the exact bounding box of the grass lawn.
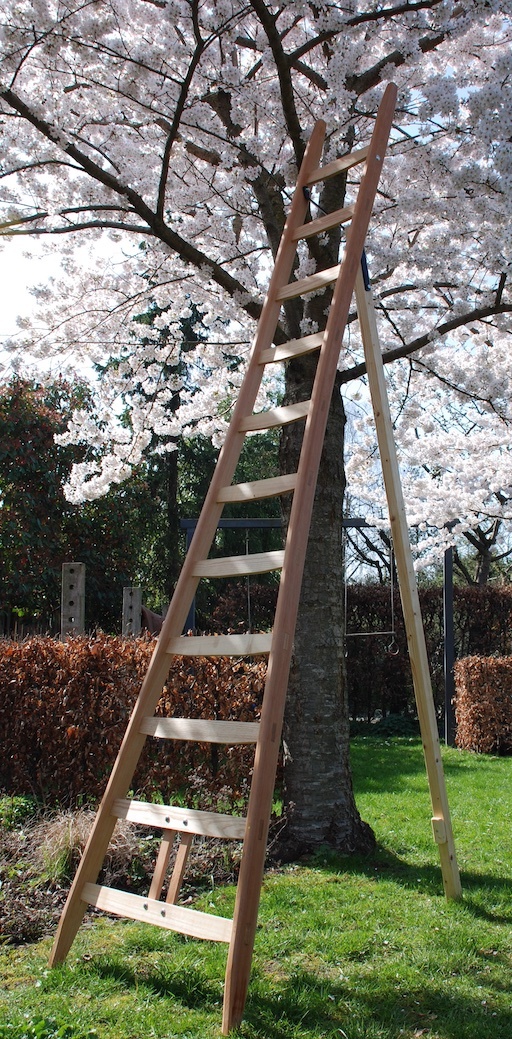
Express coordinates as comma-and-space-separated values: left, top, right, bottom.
1, 737, 511, 1038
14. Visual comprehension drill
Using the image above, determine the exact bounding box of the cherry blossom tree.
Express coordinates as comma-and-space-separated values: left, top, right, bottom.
1, 0, 512, 852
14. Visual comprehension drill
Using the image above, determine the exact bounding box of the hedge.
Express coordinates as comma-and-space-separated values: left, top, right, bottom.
0, 634, 266, 805
211, 582, 512, 721
3, 583, 512, 803
454, 656, 512, 754
345, 584, 512, 721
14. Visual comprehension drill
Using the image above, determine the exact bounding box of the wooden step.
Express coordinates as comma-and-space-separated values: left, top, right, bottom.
292, 203, 354, 241
239, 401, 310, 431
307, 144, 370, 185
82, 883, 233, 942
193, 549, 285, 578
112, 798, 246, 839
140, 717, 260, 744
165, 632, 272, 656
217, 473, 297, 503
259, 331, 324, 365
276, 263, 340, 302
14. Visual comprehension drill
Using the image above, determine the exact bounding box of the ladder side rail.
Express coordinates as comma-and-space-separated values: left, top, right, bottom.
49, 119, 327, 969
354, 268, 461, 900
222, 82, 398, 1034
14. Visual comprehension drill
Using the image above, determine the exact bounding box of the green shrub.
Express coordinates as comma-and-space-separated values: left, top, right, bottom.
0, 795, 38, 830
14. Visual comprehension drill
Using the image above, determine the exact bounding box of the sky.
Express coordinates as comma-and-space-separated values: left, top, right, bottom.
0, 235, 53, 345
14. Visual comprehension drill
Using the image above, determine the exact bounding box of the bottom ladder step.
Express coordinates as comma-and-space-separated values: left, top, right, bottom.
82, 883, 233, 942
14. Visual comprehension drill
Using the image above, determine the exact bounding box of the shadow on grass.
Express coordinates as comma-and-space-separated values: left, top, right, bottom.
88, 952, 512, 1039
85, 948, 222, 1010
307, 843, 512, 923
242, 968, 512, 1039
79, 862, 511, 1039
350, 736, 512, 796
350, 737, 429, 795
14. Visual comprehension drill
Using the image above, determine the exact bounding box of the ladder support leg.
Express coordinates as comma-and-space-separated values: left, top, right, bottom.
166, 831, 193, 904
222, 639, 295, 1031
49, 812, 118, 965
355, 269, 461, 901
148, 829, 177, 901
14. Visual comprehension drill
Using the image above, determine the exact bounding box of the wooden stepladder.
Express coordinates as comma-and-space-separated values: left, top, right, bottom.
50, 82, 459, 1032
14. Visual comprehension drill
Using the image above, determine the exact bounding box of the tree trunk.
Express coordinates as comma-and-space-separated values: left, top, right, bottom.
278, 354, 375, 857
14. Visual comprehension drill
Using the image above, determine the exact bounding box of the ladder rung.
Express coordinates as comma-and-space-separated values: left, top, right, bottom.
292, 204, 355, 241
112, 798, 247, 839
259, 331, 324, 365
193, 549, 284, 578
276, 264, 340, 301
140, 717, 260, 744
165, 632, 272, 656
82, 883, 233, 943
217, 473, 297, 502
307, 145, 370, 185
239, 401, 310, 431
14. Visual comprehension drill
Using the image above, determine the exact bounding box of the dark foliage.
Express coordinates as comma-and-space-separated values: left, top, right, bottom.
345, 584, 512, 721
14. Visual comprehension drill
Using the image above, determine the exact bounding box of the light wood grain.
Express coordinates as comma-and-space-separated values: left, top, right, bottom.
239, 401, 310, 431
307, 144, 370, 185
217, 473, 297, 502
140, 717, 260, 744
112, 798, 246, 839
355, 266, 461, 901
165, 632, 272, 656
292, 204, 354, 241
166, 831, 193, 904
259, 331, 324, 365
82, 883, 233, 942
276, 263, 341, 301
193, 549, 284, 578
148, 829, 176, 901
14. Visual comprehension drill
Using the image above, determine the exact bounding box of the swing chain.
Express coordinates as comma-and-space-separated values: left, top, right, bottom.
343, 528, 399, 654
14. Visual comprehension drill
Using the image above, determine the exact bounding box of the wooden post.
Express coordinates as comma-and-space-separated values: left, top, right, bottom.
354, 267, 462, 900
122, 586, 142, 636
60, 563, 85, 639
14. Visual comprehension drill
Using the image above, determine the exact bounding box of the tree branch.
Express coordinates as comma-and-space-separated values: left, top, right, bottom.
0, 85, 264, 325
346, 32, 446, 96
340, 299, 512, 385
248, 0, 305, 166
157, 0, 205, 219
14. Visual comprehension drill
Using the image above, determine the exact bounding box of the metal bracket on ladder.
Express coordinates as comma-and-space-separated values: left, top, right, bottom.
49, 82, 459, 1033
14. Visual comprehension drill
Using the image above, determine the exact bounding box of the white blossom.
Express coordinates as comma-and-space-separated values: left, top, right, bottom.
0, 0, 510, 569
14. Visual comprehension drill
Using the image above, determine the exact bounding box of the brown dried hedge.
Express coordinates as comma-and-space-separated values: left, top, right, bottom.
454, 656, 512, 754
0, 634, 266, 805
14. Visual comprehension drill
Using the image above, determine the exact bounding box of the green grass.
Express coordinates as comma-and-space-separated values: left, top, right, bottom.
1, 739, 511, 1038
